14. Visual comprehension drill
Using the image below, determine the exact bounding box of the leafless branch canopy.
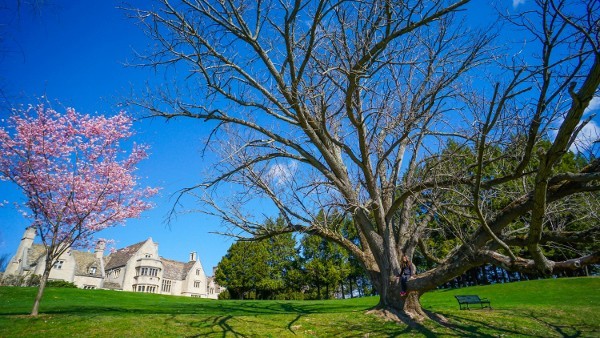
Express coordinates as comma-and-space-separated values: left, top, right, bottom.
128, 0, 600, 301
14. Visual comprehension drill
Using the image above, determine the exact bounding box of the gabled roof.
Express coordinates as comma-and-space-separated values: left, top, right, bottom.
24, 245, 102, 278
104, 240, 147, 270
71, 251, 103, 278
161, 257, 196, 280
103, 282, 120, 290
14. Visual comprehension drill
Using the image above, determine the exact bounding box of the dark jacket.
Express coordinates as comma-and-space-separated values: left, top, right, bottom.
398, 263, 416, 278
401, 264, 413, 277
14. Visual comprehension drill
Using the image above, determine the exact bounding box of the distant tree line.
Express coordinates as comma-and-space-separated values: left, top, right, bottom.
215, 216, 374, 300
420, 259, 596, 290
217, 229, 596, 300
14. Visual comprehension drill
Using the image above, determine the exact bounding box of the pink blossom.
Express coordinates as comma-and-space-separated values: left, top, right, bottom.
0, 104, 158, 249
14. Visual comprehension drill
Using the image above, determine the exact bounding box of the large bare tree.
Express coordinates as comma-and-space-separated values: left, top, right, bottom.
130, 0, 599, 320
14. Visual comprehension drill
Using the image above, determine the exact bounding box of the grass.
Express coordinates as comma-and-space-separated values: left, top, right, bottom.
0, 277, 598, 337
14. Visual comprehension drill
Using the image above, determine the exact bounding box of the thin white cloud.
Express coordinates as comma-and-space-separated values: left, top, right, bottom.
548, 97, 600, 153
513, 0, 526, 8
267, 161, 298, 186
571, 119, 599, 152
550, 117, 600, 153
584, 96, 600, 114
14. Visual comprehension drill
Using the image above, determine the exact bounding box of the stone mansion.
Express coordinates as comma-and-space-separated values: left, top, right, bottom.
4, 227, 222, 299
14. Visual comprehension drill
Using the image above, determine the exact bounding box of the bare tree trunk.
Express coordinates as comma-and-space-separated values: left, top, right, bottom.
377, 279, 428, 322
402, 292, 427, 321
31, 258, 52, 316
368, 269, 425, 320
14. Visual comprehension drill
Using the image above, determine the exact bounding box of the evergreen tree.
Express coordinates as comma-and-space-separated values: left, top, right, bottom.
215, 241, 269, 299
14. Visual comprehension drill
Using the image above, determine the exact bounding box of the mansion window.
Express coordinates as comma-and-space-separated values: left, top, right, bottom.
145, 253, 152, 258
196, 269, 201, 276
194, 281, 201, 288
53, 260, 64, 269
135, 285, 157, 293
89, 266, 97, 275
161, 279, 172, 293
113, 268, 121, 278
138, 267, 159, 277
83, 285, 96, 290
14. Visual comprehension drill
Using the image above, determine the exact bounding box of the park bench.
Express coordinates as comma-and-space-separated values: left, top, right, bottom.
454, 295, 492, 310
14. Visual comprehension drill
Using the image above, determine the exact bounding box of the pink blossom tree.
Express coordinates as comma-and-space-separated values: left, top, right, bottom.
0, 104, 158, 316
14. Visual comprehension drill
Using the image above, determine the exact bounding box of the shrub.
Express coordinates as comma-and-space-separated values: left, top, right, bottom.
46, 280, 78, 288
218, 289, 231, 300
274, 291, 306, 300
1, 274, 26, 286
25, 274, 41, 287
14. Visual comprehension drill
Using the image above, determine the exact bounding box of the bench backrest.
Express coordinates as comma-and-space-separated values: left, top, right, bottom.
455, 295, 482, 303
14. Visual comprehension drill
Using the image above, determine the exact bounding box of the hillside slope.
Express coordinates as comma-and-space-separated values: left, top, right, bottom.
1, 277, 598, 337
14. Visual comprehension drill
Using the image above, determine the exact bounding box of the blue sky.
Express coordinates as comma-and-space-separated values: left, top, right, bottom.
0, 0, 235, 271
0, 0, 598, 273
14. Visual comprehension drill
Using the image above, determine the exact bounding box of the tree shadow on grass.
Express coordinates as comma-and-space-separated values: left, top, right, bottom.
366, 310, 561, 337
175, 311, 416, 337
278, 304, 306, 334
423, 309, 517, 337
509, 310, 585, 338
176, 313, 297, 337
154, 302, 414, 337
16, 300, 326, 317
14, 293, 590, 337
428, 308, 588, 338
183, 315, 249, 338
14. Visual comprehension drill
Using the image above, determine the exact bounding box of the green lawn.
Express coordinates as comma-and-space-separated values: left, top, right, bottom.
1, 277, 598, 337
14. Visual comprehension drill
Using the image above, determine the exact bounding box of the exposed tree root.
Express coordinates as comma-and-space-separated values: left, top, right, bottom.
366, 306, 453, 333
366, 306, 430, 326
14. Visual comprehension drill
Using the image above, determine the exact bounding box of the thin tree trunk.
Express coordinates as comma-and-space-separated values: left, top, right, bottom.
470, 268, 479, 286
493, 267, 500, 283
481, 266, 489, 284
31, 259, 52, 316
